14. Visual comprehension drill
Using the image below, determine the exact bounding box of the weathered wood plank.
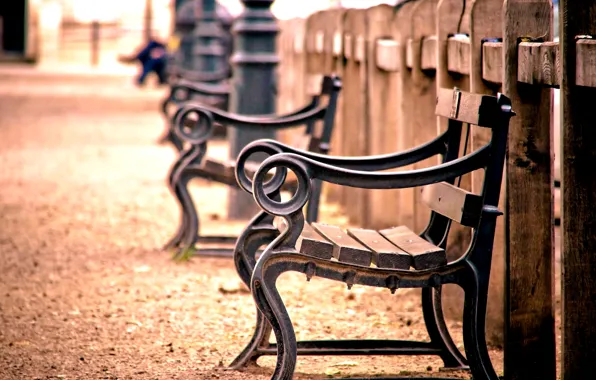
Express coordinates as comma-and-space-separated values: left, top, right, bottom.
375, 39, 400, 72
366, 4, 402, 229
503, 1, 555, 379
575, 39, 596, 87
312, 223, 373, 266
560, 1, 596, 379
322, 9, 346, 204
435, 0, 473, 343
410, 0, 441, 232
379, 226, 446, 270
436, 0, 472, 270
405, 36, 437, 70
274, 218, 334, 259
482, 41, 503, 84
341, 9, 369, 226
447, 35, 470, 75
347, 228, 412, 269
420, 182, 483, 227
468, 0, 505, 346
392, 0, 419, 229
518, 41, 560, 87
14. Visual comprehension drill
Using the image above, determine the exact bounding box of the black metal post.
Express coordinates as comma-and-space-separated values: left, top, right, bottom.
193, 0, 228, 76
227, 0, 279, 219
175, 0, 195, 69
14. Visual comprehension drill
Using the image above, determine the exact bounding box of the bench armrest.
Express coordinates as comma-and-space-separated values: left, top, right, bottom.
172, 101, 326, 145
249, 148, 490, 217
171, 67, 231, 83
171, 79, 231, 97
235, 135, 445, 195
238, 132, 448, 172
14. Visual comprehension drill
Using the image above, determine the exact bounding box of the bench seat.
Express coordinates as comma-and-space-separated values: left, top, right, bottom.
274, 218, 447, 270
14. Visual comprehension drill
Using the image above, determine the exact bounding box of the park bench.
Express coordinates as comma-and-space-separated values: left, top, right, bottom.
159, 74, 231, 150
230, 88, 514, 380
163, 74, 342, 258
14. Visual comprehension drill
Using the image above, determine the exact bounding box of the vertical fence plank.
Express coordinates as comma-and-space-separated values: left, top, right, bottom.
560, 0, 596, 379
393, 1, 419, 229
341, 9, 369, 226
322, 9, 346, 204
410, 0, 439, 232
468, 0, 505, 346
436, 0, 472, 255
503, 1, 555, 380
435, 0, 473, 343
366, 4, 401, 229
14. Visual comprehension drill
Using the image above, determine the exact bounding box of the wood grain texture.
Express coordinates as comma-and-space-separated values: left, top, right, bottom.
393, 1, 419, 229
503, 1, 555, 379
366, 4, 402, 229
276, 18, 308, 145
517, 41, 560, 87
347, 228, 412, 269
436, 0, 473, 310
560, 1, 596, 379
420, 181, 482, 227
447, 35, 470, 75
410, 0, 440, 232
469, 0, 506, 347
379, 226, 447, 270
341, 9, 370, 226
482, 42, 503, 83
322, 9, 346, 204
312, 223, 373, 266
575, 39, 596, 87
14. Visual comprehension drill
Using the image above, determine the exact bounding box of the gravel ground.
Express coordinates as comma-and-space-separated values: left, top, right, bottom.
0, 69, 506, 380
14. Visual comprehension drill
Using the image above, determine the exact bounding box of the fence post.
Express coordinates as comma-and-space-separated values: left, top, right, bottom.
503, 1, 555, 379
392, 0, 419, 229
227, 0, 279, 219
560, 0, 596, 378
468, 0, 505, 347
409, 0, 439, 232
366, 4, 400, 229
341, 9, 369, 226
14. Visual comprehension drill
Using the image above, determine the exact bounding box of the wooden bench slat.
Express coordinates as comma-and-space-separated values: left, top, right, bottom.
435, 87, 500, 128
421, 181, 483, 227
311, 223, 373, 266
346, 228, 412, 269
379, 226, 446, 270
273, 218, 334, 259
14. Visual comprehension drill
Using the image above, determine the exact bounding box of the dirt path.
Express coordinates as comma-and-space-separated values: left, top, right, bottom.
0, 69, 503, 379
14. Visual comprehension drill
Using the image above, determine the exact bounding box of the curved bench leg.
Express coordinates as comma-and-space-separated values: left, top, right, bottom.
176, 169, 200, 254
163, 154, 192, 251
462, 275, 498, 380
421, 287, 468, 369
228, 307, 273, 369
233, 211, 278, 287
251, 260, 298, 380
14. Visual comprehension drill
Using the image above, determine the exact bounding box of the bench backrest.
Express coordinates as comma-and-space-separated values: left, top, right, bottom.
292, 74, 342, 155
294, 74, 342, 223
419, 88, 512, 253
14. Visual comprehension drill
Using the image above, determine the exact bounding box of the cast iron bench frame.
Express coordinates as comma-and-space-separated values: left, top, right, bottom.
230, 88, 514, 380
163, 74, 342, 258
160, 70, 232, 151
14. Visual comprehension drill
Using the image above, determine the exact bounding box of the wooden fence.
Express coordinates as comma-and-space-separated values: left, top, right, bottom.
274, 0, 596, 379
